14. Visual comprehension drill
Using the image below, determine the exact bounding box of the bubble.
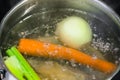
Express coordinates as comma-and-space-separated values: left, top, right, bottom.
65, 61, 69, 65
54, 50, 58, 54
43, 43, 50, 49
113, 48, 119, 52
92, 75, 96, 80
70, 59, 77, 67
93, 34, 97, 37
54, 36, 59, 40
92, 55, 98, 60
115, 60, 119, 64
62, 68, 67, 72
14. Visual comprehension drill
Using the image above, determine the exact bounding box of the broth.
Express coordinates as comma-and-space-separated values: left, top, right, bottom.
2, 8, 120, 80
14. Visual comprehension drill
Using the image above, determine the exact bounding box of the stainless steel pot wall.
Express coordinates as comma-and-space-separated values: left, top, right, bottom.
0, 0, 120, 80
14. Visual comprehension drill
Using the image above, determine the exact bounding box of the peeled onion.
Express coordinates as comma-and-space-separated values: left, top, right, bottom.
55, 16, 92, 49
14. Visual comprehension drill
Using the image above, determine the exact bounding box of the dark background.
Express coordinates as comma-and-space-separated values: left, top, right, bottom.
0, 0, 120, 80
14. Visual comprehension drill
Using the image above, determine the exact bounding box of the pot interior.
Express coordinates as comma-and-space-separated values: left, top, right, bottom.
0, 0, 120, 80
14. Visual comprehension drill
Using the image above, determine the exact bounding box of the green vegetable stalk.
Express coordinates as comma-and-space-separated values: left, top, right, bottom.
4, 46, 40, 80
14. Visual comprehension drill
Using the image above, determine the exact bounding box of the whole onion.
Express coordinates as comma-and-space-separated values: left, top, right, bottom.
55, 16, 92, 49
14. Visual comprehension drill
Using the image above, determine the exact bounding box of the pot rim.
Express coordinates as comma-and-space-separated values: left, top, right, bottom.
0, 0, 120, 80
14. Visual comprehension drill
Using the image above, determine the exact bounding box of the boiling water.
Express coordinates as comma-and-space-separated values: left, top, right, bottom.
2, 9, 120, 80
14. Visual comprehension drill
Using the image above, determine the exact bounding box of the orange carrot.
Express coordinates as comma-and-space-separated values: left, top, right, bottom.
18, 38, 117, 74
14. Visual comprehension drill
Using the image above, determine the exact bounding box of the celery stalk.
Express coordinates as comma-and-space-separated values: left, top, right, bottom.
4, 56, 25, 80
6, 49, 14, 56
11, 47, 40, 80
5, 46, 40, 80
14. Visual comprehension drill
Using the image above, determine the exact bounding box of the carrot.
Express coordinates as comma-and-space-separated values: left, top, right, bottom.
18, 38, 117, 74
